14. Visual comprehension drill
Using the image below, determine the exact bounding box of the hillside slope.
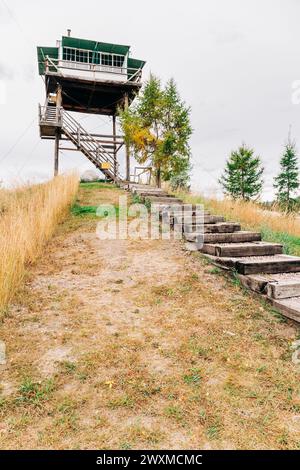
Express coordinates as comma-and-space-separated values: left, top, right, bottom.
0, 183, 299, 449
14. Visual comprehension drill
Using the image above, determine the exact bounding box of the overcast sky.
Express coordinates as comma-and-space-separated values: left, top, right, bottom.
0, 0, 300, 199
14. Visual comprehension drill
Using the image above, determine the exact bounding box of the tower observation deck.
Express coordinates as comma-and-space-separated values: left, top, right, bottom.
37, 33, 146, 181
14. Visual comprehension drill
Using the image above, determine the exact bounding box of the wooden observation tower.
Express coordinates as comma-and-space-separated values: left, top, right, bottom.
37, 32, 145, 182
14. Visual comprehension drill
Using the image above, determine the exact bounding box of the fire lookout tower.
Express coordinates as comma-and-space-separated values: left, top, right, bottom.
37, 32, 146, 182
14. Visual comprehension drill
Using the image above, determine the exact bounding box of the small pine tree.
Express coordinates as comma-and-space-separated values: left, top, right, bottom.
219, 144, 264, 200
273, 139, 299, 212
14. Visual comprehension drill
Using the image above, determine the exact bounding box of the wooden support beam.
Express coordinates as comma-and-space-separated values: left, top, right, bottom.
113, 115, 117, 178
54, 85, 62, 177
54, 129, 59, 176
124, 93, 130, 181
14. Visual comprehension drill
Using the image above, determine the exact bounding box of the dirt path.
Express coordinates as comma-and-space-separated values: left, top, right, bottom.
0, 183, 300, 449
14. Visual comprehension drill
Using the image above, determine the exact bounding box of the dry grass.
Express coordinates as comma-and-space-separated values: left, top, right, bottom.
0, 174, 78, 316
176, 192, 300, 237
174, 191, 300, 255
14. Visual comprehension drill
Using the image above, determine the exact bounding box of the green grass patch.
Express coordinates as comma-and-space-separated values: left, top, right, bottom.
260, 227, 300, 256
15, 378, 55, 406
79, 181, 116, 189
71, 203, 120, 218
71, 204, 98, 216
183, 368, 202, 386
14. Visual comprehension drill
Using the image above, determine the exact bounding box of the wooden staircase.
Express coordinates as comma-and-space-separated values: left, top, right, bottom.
39, 105, 120, 182
62, 111, 120, 182
128, 183, 300, 323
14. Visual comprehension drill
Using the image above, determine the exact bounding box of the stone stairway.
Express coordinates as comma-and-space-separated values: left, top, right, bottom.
126, 183, 300, 323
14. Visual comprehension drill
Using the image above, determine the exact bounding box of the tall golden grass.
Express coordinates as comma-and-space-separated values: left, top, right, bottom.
0, 173, 78, 315
176, 191, 300, 237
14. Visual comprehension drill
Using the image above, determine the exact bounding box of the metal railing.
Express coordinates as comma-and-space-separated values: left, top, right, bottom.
39, 104, 62, 126
38, 105, 120, 181
62, 110, 120, 180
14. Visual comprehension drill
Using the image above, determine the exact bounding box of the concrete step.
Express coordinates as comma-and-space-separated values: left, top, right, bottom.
215, 255, 300, 275
185, 230, 261, 243
202, 241, 283, 257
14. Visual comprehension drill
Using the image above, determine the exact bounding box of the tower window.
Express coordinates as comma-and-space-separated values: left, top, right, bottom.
62, 47, 124, 68
101, 53, 113, 66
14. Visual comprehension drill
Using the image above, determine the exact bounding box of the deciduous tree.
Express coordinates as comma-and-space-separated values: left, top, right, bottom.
119, 75, 192, 187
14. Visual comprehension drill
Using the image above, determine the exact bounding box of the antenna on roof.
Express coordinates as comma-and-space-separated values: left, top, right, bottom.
67, 29, 71, 37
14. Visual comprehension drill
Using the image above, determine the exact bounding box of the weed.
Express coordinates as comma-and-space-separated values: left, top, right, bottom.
60, 361, 77, 375
209, 267, 222, 275
183, 369, 202, 386
165, 405, 184, 422
120, 441, 132, 450
15, 378, 55, 406
206, 421, 221, 440
108, 395, 135, 409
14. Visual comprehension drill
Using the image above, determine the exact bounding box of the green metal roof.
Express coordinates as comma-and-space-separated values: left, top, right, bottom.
37, 46, 59, 74
127, 58, 146, 80
62, 36, 130, 55
37, 35, 145, 76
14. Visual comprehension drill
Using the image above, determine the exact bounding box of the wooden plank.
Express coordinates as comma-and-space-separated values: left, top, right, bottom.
203, 223, 241, 233
174, 214, 215, 221
171, 210, 211, 216
138, 192, 170, 198
146, 197, 183, 204
177, 215, 225, 225
202, 242, 283, 257
235, 255, 300, 275
185, 231, 261, 243
270, 297, 300, 323
237, 274, 269, 293
168, 204, 207, 211
267, 280, 300, 299
135, 190, 167, 195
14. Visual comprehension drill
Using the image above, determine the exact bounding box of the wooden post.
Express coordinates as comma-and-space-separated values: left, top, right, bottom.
54, 85, 62, 177
56, 85, 62, 123
112, 115, 117, 179
124, 93, 130, 182
54, 130, 59, 176
56, 85, 62, 107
